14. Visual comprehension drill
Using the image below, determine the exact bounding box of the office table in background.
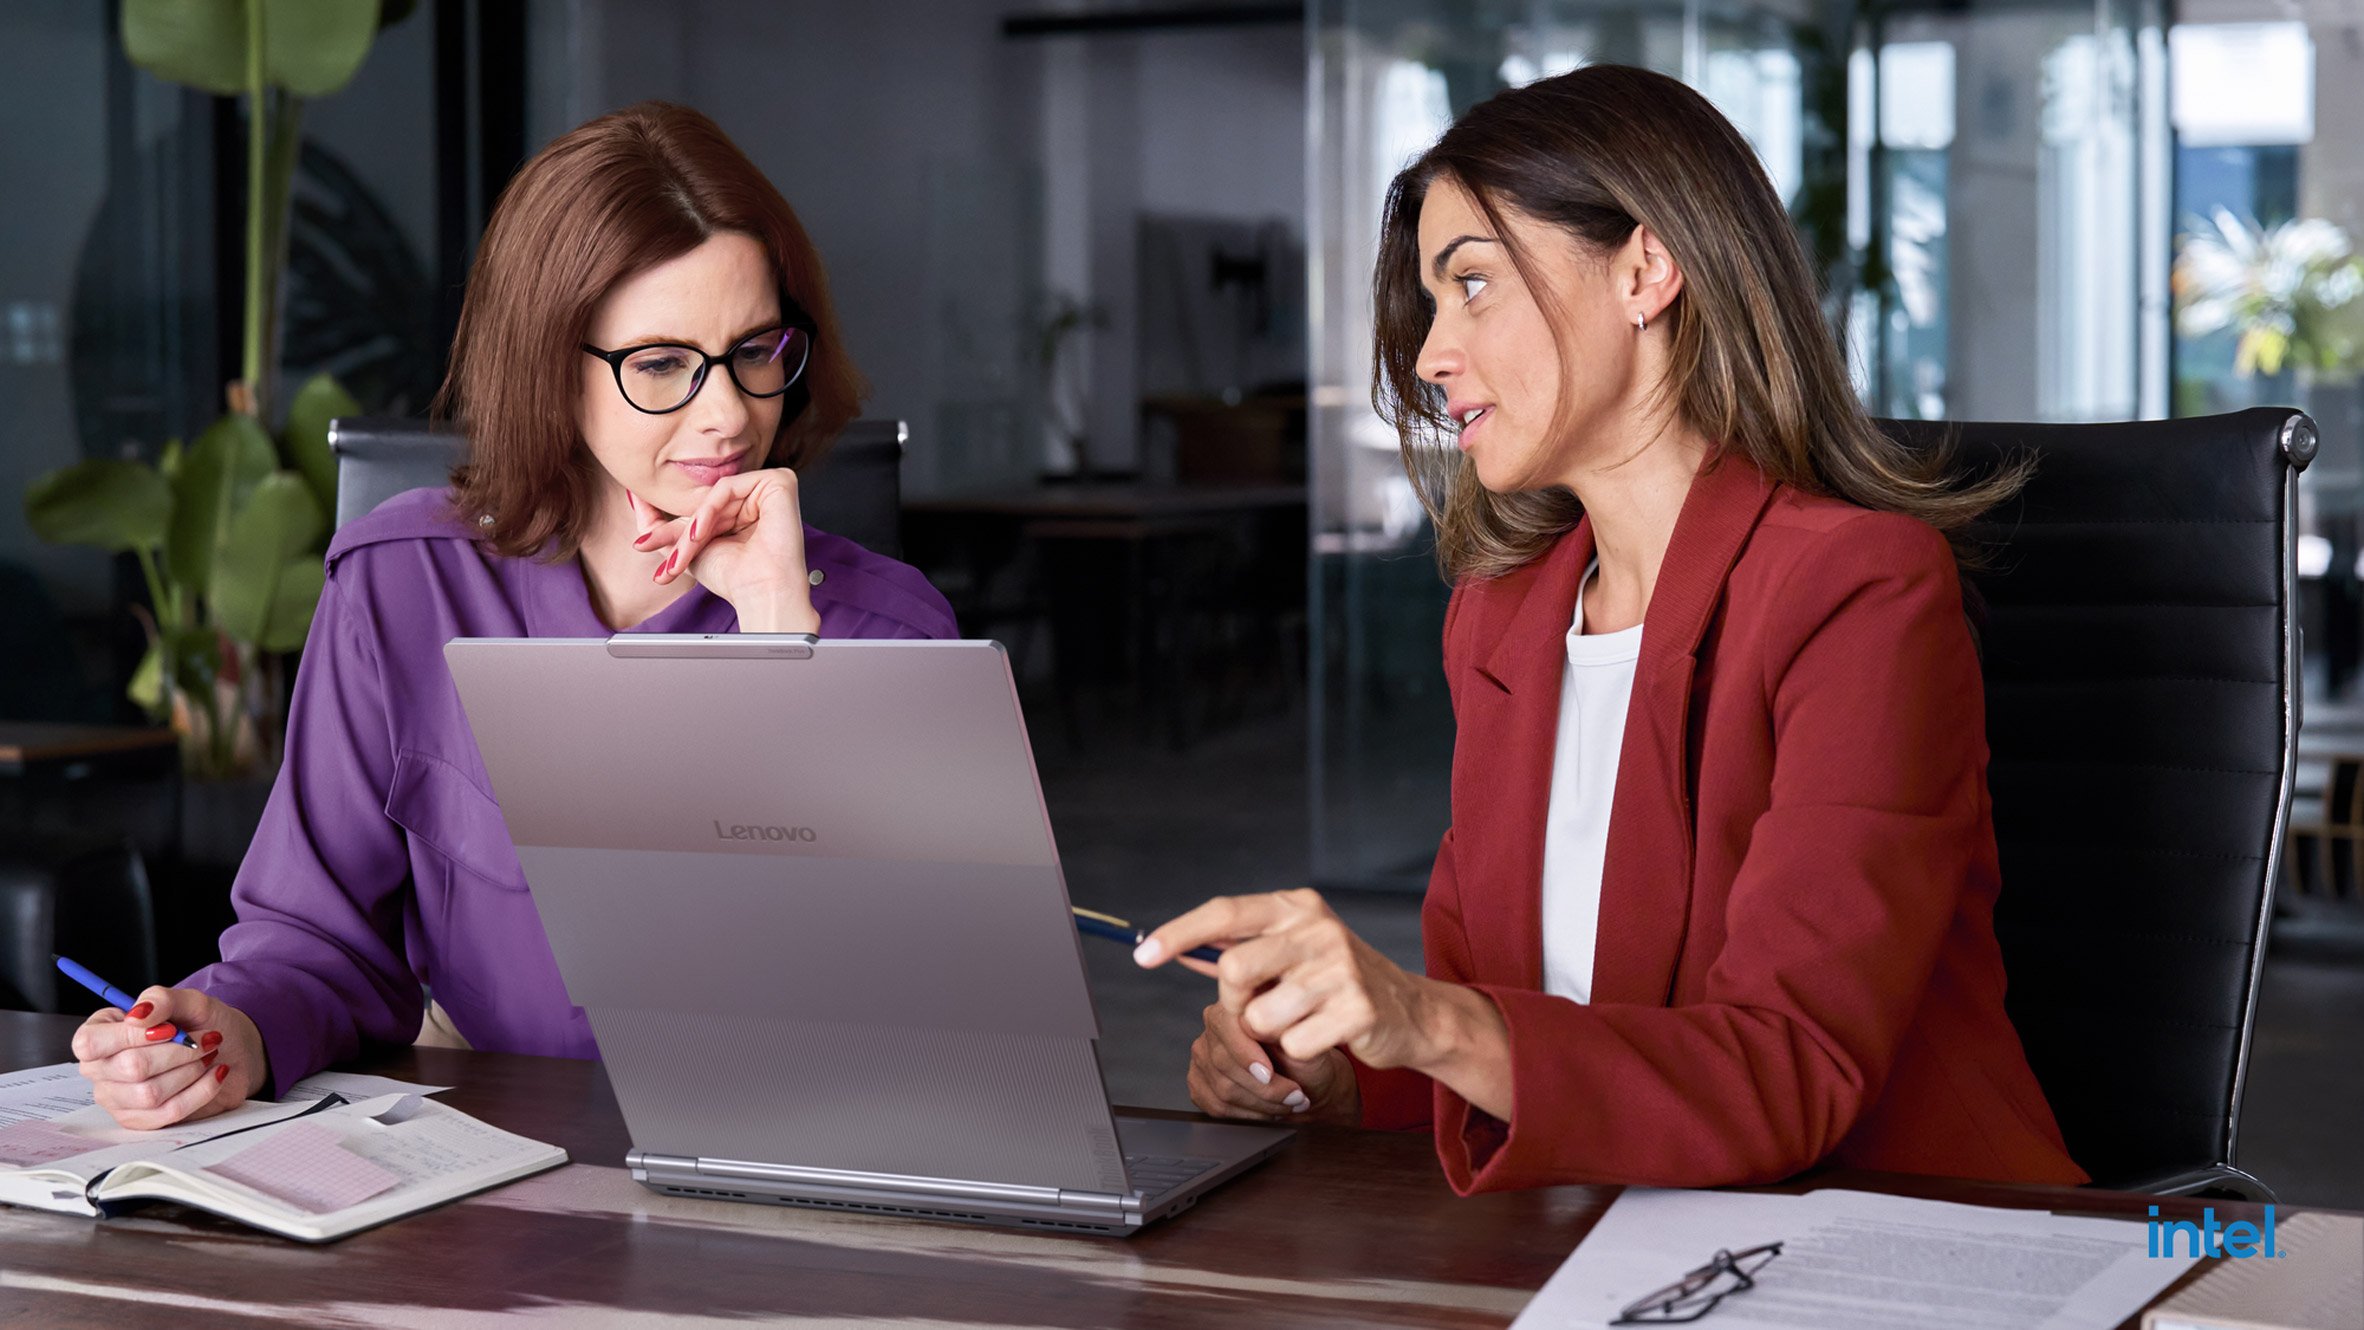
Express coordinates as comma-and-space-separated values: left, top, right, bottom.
0, 1011, 2321, 1328
904, 483, 1308, 747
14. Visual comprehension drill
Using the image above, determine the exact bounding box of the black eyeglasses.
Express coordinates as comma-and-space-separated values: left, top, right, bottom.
1612, 1243, 1783, 1324
582, 305, 815, 415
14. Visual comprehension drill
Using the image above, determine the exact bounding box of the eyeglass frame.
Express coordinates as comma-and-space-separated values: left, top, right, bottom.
1611, 1242, 1784, 1325
580, 296, 818, 417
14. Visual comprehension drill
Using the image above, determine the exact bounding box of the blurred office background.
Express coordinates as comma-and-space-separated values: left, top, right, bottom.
3, 0, 2359, 1204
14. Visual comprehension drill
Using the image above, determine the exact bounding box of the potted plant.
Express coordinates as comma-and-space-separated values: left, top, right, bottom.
2173, 208, 2364, 387
22, 0, 391, 788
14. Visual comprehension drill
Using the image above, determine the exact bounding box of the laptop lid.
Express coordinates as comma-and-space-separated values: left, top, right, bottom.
445, 637, 1131, 1197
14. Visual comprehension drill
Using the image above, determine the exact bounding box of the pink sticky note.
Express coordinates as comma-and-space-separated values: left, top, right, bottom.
209, 1122, 401, 1215
0, 1119, 107, 1167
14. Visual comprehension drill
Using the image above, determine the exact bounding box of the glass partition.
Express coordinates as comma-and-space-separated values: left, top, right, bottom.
1306, 0, 2161, 890
1306, 0, 1825, 890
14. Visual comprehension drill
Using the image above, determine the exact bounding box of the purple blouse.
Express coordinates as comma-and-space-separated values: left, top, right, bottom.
185, 487, 957, 1096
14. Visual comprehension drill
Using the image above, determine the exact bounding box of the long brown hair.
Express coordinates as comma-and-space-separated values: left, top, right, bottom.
1372, 64, 2025, 581
436, 101, 866, 560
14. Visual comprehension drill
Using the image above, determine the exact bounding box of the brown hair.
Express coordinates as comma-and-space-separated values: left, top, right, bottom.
1373, 64, 2026, 581
435, 101, 866, 560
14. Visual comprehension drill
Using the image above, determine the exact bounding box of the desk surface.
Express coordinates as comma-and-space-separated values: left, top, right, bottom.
0, 722, 175, 773
0, 1011, 2308, 1328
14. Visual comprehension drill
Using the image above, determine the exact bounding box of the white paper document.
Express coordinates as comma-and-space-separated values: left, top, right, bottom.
283, 1071, 452, 1103
0, 1062, 96, 1127
1514, 1187, 2202, 1330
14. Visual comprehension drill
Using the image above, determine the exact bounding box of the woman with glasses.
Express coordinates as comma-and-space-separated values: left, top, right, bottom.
1137, 66, 2088, 1190
73, 102, 955, 1127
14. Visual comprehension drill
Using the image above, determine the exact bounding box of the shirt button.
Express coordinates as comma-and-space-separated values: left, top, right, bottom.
808, 569, 825, 586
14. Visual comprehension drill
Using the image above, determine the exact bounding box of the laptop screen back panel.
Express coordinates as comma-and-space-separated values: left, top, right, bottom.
445, 639, 1125, 1195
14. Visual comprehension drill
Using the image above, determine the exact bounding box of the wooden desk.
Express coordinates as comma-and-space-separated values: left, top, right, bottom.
0, 722, 175, 778
0, 1012, 2313, 1327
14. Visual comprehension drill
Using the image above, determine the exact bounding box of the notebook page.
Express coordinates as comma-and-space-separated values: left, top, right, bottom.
0, 1094, 325, 1216
0, 1120, 113, 1167
0, 1096, 323, 1184
127, 1093, 564, 1232
208, 1122, 402, 1214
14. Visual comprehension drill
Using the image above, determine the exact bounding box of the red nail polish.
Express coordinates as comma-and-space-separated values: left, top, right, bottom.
689, 517, 700, 541
126, 1002, 153, 1020
201, 1050, 218, 1066
144, 1023, 177, 1042
633, 532, 649, 547
199, 1030, 223, 1050
215, 1065, 230, 1083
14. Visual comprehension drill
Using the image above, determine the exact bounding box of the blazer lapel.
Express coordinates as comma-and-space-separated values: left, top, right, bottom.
1464, 520, 1596, 989
1589, 453, 1778, 1007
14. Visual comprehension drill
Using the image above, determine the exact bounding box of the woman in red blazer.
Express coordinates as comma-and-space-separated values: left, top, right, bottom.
1134, 65, 2087, 1191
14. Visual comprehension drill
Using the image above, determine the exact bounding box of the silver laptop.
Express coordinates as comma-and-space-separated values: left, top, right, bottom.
444, 634, 1290, 1234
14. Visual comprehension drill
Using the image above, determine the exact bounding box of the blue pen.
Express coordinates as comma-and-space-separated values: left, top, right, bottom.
52, 954, 193, 1046
1072, 908, 1224, 965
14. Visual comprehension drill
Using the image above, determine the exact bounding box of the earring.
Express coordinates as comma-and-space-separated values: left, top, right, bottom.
1635, 312, 1648, 333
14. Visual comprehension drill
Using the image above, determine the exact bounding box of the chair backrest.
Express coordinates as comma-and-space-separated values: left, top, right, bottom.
328, 417, 909, 558
1876, 407, 2315, 1196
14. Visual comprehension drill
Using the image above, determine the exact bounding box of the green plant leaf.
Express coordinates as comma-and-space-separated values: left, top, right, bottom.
142, 622, 222, 716
122, 0, 381, 98
122, 0, 248, 96
159, 437, 185, 482
261, 0, 378, 96
127, 638, 167, 717
24, 460, 172, 553
168, 412, 277, 592
258, 556, 327, 652
283, 371, 359, 515
210, 473, 326, 646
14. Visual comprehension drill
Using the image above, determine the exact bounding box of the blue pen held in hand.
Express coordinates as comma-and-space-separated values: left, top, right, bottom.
1071, 908, 1225, 964
52, 954, 193, 1046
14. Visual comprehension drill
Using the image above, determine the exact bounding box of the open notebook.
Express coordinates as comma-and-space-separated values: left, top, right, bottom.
0, 1062, 565, 1242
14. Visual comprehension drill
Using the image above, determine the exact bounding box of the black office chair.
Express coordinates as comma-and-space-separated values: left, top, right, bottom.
330, 416, 911, 557
0, 835, 158, 1014
1877, 407, 2314, 1199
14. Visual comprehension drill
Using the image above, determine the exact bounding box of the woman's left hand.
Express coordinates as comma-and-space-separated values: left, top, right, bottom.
631, 470, 821, 633
1137, 889, 1439, 1070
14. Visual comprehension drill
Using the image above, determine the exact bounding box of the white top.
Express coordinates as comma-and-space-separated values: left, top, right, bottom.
1539, 560, 1643, 1005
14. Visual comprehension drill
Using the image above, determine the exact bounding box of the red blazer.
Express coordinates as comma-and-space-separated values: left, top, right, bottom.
1354, 453, 2087, 1192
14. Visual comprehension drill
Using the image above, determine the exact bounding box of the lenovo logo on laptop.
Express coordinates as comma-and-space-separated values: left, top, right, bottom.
712, 820, 819, 844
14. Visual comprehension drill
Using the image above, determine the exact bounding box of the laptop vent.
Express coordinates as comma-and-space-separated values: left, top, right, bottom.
661, 1186, 1121, 1234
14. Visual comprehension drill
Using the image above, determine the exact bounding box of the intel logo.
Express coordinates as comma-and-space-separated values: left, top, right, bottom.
712, 820, 818, 844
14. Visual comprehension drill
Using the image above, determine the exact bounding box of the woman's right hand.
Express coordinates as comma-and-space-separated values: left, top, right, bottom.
1187, 1001, 1359, 1124
72, 987, 268, 1130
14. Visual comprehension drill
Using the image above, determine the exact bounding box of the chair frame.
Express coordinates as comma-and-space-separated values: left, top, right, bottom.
2120, 410, 2314, 1201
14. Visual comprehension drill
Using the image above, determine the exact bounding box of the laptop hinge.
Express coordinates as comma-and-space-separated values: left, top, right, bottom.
692, 1155, 1074, 1207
